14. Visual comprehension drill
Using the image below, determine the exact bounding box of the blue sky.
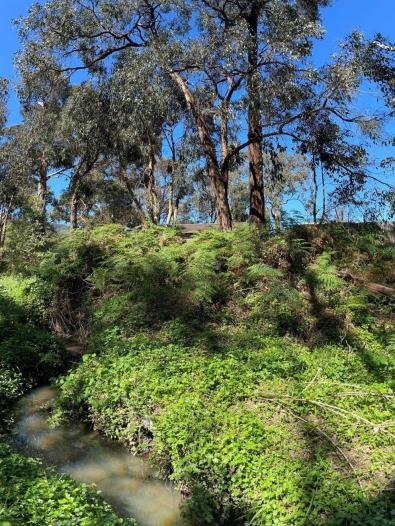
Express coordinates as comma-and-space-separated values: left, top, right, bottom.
1, 0, 394, 217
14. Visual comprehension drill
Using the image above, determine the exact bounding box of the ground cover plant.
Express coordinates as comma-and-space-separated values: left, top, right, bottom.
0, 276, 136, 526
27, 223, 394, 526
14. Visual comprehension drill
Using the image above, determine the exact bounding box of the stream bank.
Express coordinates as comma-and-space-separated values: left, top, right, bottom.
13, 386, 187, 526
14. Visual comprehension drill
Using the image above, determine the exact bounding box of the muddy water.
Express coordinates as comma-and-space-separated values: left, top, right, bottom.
13, 387, 187, 526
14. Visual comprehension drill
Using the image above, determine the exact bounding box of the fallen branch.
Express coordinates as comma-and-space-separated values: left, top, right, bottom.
338, 271, 395, 299
257, 395, 395, 438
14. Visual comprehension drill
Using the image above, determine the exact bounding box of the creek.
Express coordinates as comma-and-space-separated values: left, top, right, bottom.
12, 386, 187, 526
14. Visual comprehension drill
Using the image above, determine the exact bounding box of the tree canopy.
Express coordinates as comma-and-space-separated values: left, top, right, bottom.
0, 0, 393, 233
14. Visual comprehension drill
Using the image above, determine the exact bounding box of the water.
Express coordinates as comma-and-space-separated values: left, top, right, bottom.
13, 387, 186, 526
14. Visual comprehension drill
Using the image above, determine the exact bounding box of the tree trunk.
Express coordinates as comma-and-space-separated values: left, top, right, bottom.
170, 71, 232, 231
173, 203, 179, 224
247, 7, 265, 224
166, 171, 174, 226
220, 101, 230, 189
166, 202, 173, 226
0, 204, 11, 271
118, 160, 147, 226
70, 190, 79, 230
0, 224, 6, 271
270, 206, 281, 230
166, 133, 177, 226
69, 168, 82, 230
312, 157, 318, 224
145, 145, 160, 225
68, 154, 100, 231
321, 163, 327, 222
37, 160, 48, 231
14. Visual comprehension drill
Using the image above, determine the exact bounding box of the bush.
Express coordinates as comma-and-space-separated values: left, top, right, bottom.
54, 332, 394, 525
0, 276, 68, 384
0, 274, 133, 525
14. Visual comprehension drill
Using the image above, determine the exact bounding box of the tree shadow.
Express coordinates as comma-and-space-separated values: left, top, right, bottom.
321, 478, 395, 526
304, 266, 388, 383
287, 414, 394, 526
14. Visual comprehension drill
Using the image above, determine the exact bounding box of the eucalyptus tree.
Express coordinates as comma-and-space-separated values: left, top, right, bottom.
0, 81, 11, 260
0, 79, 7, 131
14, 52, 72, 228
197, 0, 330, 224
59, 82, 111, 229
15, 1, 258, 228
262, 149, 310, 226
9, 109, 71, 228
17, 0, 393, 229
0, 130, 33, 265
351, 34, 395, 174
293, 45, 394, 222
162, 125, 196, 225
108, 50, 187, 225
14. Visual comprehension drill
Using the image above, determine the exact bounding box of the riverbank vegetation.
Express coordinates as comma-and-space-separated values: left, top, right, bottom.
2, 223, 394, 525
0, 276, 135, 525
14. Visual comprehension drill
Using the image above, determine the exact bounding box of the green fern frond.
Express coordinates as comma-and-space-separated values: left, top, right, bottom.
243, 263, 282, 284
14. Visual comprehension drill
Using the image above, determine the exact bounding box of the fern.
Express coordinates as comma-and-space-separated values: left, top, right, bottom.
307, 251, 342, 292
243, 263, 282, 284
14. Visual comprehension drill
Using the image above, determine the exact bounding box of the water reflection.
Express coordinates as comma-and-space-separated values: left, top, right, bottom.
13, 387, 186, 526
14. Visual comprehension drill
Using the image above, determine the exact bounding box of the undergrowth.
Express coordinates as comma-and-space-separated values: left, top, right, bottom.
0, 276, 135, 526
4, 223, 395, 525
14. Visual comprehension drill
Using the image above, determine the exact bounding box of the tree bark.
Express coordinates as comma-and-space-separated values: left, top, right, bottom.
312, 157, 318, 224
170, 71, 232, 231
321, 163, 327, 222
69, 189, 79, 230
220, 101, 230, 188
145, 144, 160, 225
68, 154, 99, 231
69, 169, 83, 231
247, 6, 265, 224
118, 160, 147, 226
166, 132, 177, 226
173, 202, 179, 224
37, 159, 48, 230
0, 198, 12, 271
338, 271, 395, 299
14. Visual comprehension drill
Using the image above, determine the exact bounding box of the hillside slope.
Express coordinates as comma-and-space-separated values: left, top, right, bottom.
4, 223, 395, 525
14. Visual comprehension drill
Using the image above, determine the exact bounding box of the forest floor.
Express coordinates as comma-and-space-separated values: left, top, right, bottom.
0, 222, 394, 525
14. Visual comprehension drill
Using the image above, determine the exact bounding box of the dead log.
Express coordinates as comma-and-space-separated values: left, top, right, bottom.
338, 271, 395, 299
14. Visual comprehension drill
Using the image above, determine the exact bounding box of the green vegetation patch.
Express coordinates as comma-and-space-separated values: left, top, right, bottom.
54, 332, 394, 525
5, 224, 395, 525
0, 275, 134, 526
0, 444, 135, 526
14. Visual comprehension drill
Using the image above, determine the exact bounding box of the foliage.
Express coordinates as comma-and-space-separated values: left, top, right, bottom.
0, 443, 136, 526
0, 275, 68, 385
10, 0, 395, 229
0, 274, 134, 526
3, 216, 55, 274
0, 367, 26, 424
32, 223, 394, 526
54, 332, 394, 525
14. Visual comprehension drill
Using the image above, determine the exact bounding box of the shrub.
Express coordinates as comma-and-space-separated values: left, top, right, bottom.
54, 332, 394, 525
0, 276, 68, 384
